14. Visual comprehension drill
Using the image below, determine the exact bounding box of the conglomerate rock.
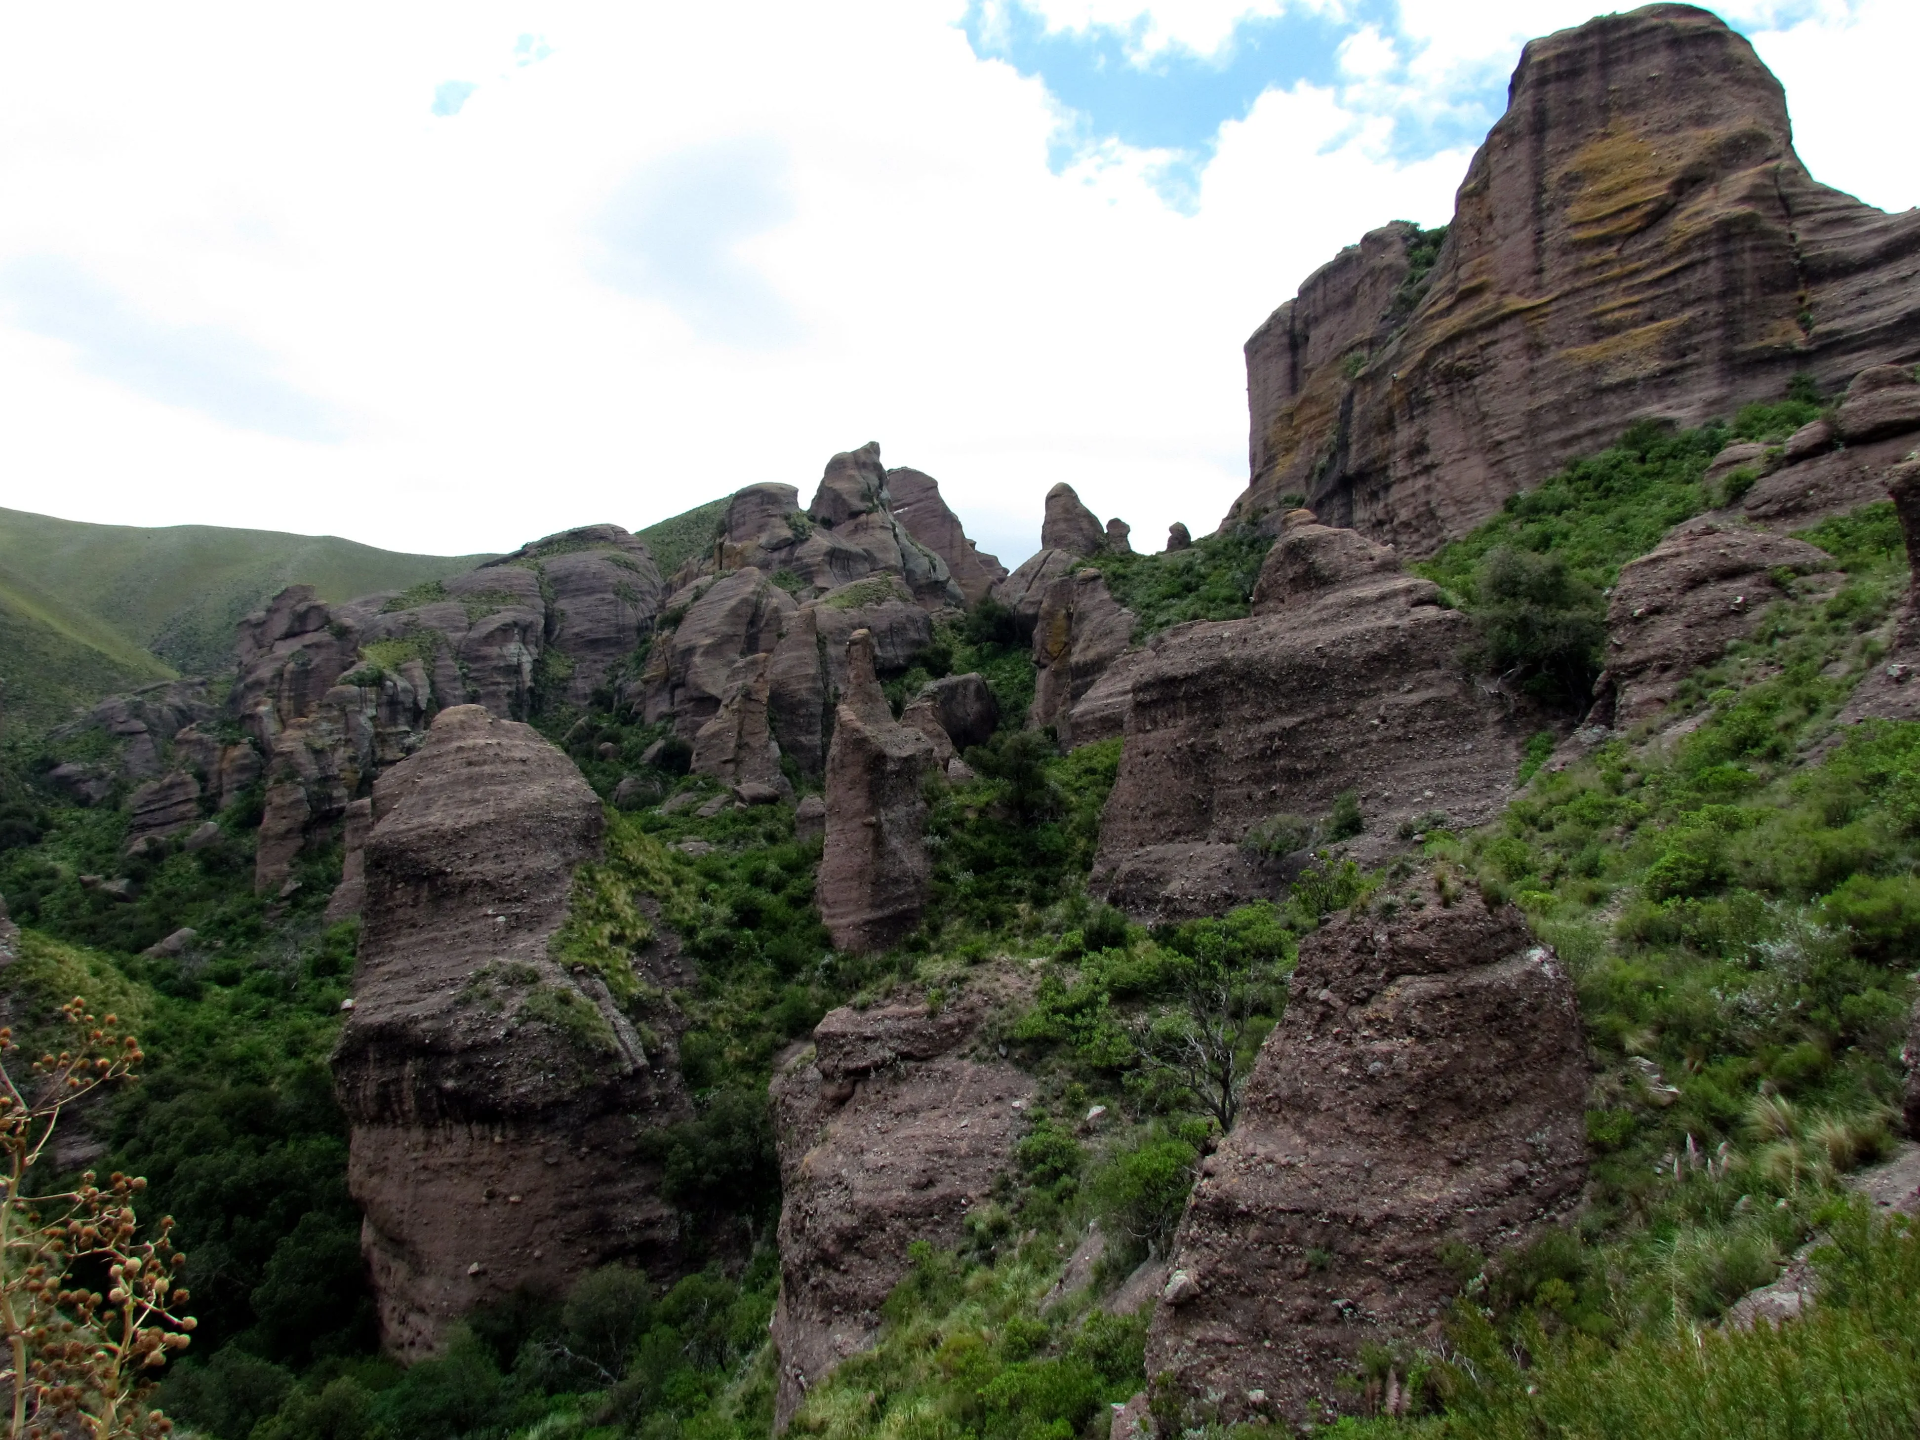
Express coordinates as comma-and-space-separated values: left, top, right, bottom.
817, 630, 935, 954
769, 980, 1033, 1429
1093, 513, 1520, 920
1229, 4, 1920, 551
1147, 895, 1587, 1427
331, 706, 691, 1358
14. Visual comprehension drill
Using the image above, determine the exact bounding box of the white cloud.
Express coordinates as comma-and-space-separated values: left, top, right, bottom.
0, 1, 1910, 572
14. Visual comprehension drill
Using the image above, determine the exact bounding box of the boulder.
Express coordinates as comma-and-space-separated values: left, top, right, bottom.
46, 763, 113, 807
1226, 6, 1920, 550
60, 680, 216, 783
795, 794, 827, 844
1704, 441, 1774, 488
123, 771, 202, 852
0, 894, 18, 968
331, 705, 692, 1358
769, 980, 1034, 1429
1600, 519, 1832, 724
1734, 425, 1920, 530
817, 631, 935, 953
1165, 522, 1192, 553
1029, 570, 1138, 747
1041, 482, 1106, 556
1146, 895, 1587, 1427
907, 673, 998, 754
887, 468, 1008, 607
1835, 366, 1920, 444
142, 927, 197, 959
1093, 516, 1520, 920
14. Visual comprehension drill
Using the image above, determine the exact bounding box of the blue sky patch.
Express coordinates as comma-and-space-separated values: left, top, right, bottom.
593, 138, 800, 349
2, 257, 342, 442
963, 1, 1519, 206
432, 80, 477, 117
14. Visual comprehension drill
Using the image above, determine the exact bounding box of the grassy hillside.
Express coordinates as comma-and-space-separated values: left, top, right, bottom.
0, 558, 177, 736
0, 507, 490, 679
636, 497, 728, 577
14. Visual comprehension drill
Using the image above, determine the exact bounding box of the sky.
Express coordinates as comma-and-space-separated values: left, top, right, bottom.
0, 2, 1914, 569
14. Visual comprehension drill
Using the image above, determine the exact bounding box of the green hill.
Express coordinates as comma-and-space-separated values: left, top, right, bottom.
636, 496, 727, 577
0, 507, 490, 679
0, 560, 177, 738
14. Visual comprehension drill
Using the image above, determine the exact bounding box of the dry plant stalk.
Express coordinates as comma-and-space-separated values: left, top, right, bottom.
0, 998, 195, 1440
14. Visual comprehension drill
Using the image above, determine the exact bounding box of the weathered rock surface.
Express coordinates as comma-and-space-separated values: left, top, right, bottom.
764, 578, 936, 775
690, 652, 788, 792
331, 706, 691, 1358
643, 570, 797, 740
1838, 460, 1920, 726
1229, 5, 1920, 552
1599, 520, 1834, 723
989, 548, 1079, 640
817, 631, 935, 954
57, 680, 217, 784
1094, 515, 1520, 920
1029, 570, 1138, 747
887, 467, 1007, 606
123, 771, 203, 852
324, 797, 375, 923
901, 673, 998, 759
1147, 897, 1587, 1426
769, 980, 1034, 1428
1835, 366, 1920, 444
1165, 522, 1192, 553
797, 445, 964, 610
1041, 482, 1107, 556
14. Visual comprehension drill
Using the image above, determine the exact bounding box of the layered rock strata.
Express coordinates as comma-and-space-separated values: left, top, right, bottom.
1093, 514, 1520, 920
817, 631, 935, 953
1599, 520, 1834, 724
1729, 366, 1920, 531
331, 706, 691, 1358
1028, 569, 1138, 747
887, 467, 1007, 606
769, 981, 1034, 1428
1230, 5, 1920, 551
1147, 896, 1587, 1426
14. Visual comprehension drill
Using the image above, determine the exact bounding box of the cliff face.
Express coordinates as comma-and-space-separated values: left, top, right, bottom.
331, 706, 691, 1358
1230, 3, 1920, 550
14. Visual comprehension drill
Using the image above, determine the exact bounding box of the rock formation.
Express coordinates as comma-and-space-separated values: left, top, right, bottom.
1041, 482, 1108, 556
642, 570, 797, 740
1147, 895, 1587, 1427
769, 981, 1034, 1428
817, 631, 935, 953
1229, 5, 1920, 551
989, 548, 1079, 640
887, 467, 1008, 606
690, 652, 789, 794
1094, 513, 1520, 920
763, 579, 935, 774
1599, 519, 1834, 724
323, 797, 374, 922
1731, 367, 1920, 531
1165, 523, 1192, 553
123, 771, 203, 853
330, 706, 691, 1357
900, 673, 998, 760
1028, 569, 1138, 747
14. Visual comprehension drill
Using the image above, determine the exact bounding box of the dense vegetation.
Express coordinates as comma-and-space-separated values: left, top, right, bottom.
1, 393, 1916, 1439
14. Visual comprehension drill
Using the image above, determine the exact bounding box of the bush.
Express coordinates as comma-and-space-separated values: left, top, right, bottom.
1468, 546, 1606, 707
1089, 1131, 1199, 1254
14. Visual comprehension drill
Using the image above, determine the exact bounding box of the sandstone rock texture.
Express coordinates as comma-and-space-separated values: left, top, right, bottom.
330, 706, 691, 1358
769, 981, 1034, 1428
990, 549, 1079, 641
1028, 569, 1138, 747
1093, 516, 1520, 920
690, 652, 788, 794
888, 467, 1008, 606
1147, 898, 1587, 1427
1734, 367, 1920, 531
124, 771, 203, 852
1230, 5, 1920, 552
1599, 519, 1833, 724
1041, 483, 1108, 556
817, 632, 935, 954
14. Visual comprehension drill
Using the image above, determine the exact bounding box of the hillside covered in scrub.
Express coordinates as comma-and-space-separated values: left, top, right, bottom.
3, 6, 1920, 1440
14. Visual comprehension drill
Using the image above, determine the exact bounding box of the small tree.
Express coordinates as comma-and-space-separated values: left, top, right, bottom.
0, 998, 195, 1440
1125, 943, 1273, 1132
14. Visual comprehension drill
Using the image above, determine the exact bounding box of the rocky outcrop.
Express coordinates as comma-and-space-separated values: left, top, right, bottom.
690, 653, 789, 794
887, 468, 1008, 606
765, 579, 935, 775
900, 673, 998, 760
643, 570, 797, 740
123, 771, 203, 853
1093, 514, 1520, 920
1732, 368, 1920, 531
769, 980, 1034, 1428
331, 706, 691, 1358
1165, 523, 1192, 553
989, 549, 1078, 640
797, 445, 964, 610
817, 631, 935, 954
1029, 570, 1137, 746
1229, 5, 1920, 552
1838, 460, 1920, 726
1599, 519, 1834, 724
1041, 483, 1107, 556
1147, 896, 1587, 1427
324, 797, 375, 923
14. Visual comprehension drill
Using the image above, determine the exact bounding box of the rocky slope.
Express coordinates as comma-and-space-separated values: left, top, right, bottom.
1230, 3, 1920, 550
1147, 894, 1587, 1427
331, 705, 692, 1358
1093, 512, 1522, 920
769, 980, 1033, 1428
